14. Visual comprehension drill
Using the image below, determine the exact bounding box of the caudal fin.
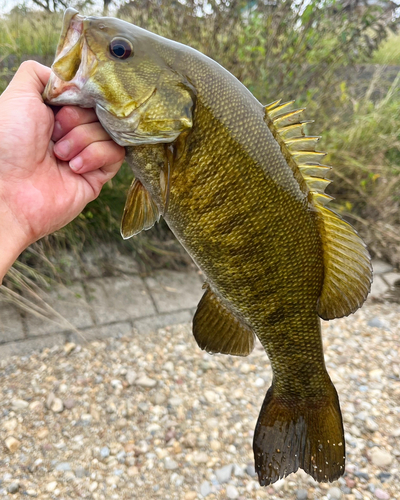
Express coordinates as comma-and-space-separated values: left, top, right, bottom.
253, 382, 345, 485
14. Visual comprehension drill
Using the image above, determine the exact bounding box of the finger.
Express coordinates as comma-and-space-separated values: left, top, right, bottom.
52, 106, 98, 142
69, 140, 125, 176
54, 122, 111, 161
7, 61, 51, 97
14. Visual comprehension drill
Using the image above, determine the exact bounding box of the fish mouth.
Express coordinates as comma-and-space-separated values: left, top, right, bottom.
43, 8, 97, 107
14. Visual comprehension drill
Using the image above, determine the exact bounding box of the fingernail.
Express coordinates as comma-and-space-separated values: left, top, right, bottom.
54, 140, 71, 159
52, 121, 62, 141
70, 156, 83, 172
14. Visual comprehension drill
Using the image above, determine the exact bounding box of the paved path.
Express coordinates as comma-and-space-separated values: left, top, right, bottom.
0, 256, 399, 359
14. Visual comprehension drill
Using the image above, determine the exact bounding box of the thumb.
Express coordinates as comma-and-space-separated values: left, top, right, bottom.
5, 61, 51, 98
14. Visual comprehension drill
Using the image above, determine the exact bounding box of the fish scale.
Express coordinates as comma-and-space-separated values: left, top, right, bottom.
43, 8, 372, 486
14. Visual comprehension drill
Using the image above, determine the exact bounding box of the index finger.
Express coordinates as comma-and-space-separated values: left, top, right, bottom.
7, 61, 51, 97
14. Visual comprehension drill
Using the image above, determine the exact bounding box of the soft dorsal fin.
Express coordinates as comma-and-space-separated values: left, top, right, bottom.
121, 178, 160, 239
193, 287, 255, 356
264, 100, 372, 319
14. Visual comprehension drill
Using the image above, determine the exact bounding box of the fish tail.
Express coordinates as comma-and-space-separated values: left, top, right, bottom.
253, 378, 345, 485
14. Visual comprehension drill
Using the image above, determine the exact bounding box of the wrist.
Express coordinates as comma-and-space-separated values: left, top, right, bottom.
0, 204, 31, 285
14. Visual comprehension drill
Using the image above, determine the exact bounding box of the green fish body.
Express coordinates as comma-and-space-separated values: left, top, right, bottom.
44, 8, 372, 485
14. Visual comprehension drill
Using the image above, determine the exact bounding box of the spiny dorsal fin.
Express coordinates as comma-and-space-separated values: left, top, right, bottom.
121, 178, 160, 239
193, 287, 255, 356
264, 100, 372, 319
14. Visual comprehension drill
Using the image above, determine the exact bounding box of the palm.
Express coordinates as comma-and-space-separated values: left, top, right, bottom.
0, 61, 123, 246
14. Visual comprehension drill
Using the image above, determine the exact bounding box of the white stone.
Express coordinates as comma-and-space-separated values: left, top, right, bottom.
46, 482, 57, 493
369, 448, 392, 467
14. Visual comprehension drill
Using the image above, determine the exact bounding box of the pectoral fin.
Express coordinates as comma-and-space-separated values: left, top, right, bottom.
121, 178, 160, 239
193, 288, 255, 356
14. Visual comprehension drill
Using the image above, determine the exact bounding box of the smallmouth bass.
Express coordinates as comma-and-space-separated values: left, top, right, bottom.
43, 8, 372, 486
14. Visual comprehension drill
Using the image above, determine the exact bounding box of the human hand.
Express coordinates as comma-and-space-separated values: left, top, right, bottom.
0, 60, 125, 283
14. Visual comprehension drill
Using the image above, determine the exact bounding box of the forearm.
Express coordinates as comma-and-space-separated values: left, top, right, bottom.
0, 208, 29, 285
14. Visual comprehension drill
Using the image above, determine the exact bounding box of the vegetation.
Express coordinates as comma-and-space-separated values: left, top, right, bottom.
1, 0, 400, 273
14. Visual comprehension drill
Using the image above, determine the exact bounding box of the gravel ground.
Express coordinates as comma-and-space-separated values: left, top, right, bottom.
0, 299, 399, 500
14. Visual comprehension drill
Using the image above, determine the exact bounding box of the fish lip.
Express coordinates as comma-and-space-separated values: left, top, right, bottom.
43, 10, 96, 106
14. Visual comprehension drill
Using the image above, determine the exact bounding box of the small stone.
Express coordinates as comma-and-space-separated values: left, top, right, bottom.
46, 482, 57, 492
37, 428, 49, 439
355, 471, 369, 480
64, 342, 76, 354
55, 462, 71, 472
3, 418, 18, 432
192, 451, 208, 463
26, 489, 37, 497
165, 457, 179, 470
375, 489, 390, 500
391, 428, 400, 437
184, 492, 197, 500
29, 401, 42, 411
11, 399, 29, 410
255, 377, 265, 387
346, 477, 356, 488
127, 466, 139, 477
328, 486, 342, 499
367, 317, 389, 329
233, 464, 246, 477
240, 363, 252, 374
63, 398, 75, 409
296, 489, 308, 500
365, 417, 379, 432
136, 375, 157, 388
51, 398, 64, 413
369, 369, 384, 381
226, 484, 239, 499
369, 448, 392, 467
215, 464, 233, 483
204, 390, 217, 403
5, 436, 21, 453
75, 467, 86, 478
89, 482, 98, 492
46, 392, 56, 409
210, 440, 221, 451
153, 392, 167, 405
126, 370, 137, 385
246, 463, 256, 477
372, 260, 392, 274
7, 483, 19, 494
200, 480, 211, 497
100, 446, 110, 459
169, 397, 183, 406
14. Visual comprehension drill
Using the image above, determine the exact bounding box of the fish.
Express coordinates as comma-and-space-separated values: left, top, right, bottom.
43, 8, 373, 486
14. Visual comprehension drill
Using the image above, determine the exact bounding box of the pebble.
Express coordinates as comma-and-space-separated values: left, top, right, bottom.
26, 489, 37, 497
126, 369, 137, 385
365, 417, 379, 432
296, 489, 308, 500
192, 451, 208, 463
210, 440, 221, 451
7, 483, 19, 494
63, 398, 75, 409
165, 457, 179, 470
3, 418, 18, 431
5, 437, 21, 453
135, 375, 157, 388
55, 462, 71, 472
200, 480, 211, 497
215, 464, 232, 483
369, 448, 393, 467
51, 397, 64, 413
328, 486, 342, 499
184, 492, 197, 500
46, 482, 57, 492
246, 463, 256, 477
153, 392, 167, 405
100, 446, 110, 459
375, 489, 390, 500
11, 399, 29, 410
367, 317, 389, 329
226, 484, 239, 499
64, 342, 76, 354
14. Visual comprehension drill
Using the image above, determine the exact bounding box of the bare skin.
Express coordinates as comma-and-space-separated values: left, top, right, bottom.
0, 61, 125, 284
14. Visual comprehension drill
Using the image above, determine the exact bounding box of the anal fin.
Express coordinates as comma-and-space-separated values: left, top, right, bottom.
193, 288, 255, 356
121, 178, 160, 239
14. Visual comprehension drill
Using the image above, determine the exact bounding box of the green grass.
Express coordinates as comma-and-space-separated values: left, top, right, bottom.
372, 33, 400, 65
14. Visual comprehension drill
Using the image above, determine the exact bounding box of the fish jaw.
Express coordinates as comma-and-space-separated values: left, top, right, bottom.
43, 9, 97, 108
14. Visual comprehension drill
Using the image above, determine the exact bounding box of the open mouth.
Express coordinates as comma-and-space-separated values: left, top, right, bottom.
43, 8, 97, 106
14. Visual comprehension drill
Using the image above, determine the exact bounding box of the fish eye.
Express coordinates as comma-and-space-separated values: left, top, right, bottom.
109, 38, 133, 60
